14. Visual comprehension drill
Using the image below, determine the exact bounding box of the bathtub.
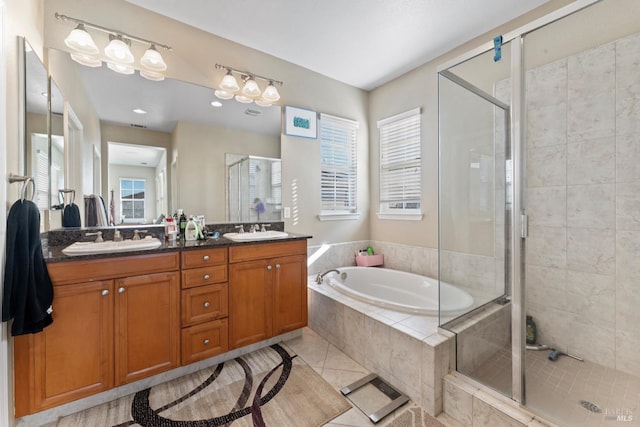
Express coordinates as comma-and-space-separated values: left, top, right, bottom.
323, 266, 474, 315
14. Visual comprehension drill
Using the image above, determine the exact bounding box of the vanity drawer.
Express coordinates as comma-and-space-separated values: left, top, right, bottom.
181, 265, 227, 288
181, 283, 228, 326
181, 248, 227, 269
181, 319, 228, 365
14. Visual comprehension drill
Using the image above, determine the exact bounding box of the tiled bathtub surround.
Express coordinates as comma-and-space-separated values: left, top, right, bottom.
524, 31, 640, 378
308, 280, 454, 416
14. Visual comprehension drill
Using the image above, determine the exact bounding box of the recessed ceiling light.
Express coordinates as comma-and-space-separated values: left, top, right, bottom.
133, 108, 147, 114
210, 101, 222, 107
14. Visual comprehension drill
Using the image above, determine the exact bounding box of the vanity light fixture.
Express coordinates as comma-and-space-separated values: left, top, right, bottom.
214, 64, 283, 107
56, 12, 171, 81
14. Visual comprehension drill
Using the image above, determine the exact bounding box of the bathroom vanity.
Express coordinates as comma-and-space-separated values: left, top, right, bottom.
13, 233, 309, 417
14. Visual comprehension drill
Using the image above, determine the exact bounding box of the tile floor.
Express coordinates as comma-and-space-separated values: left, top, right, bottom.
469, 345, 640, 427
284, 327, 461, 427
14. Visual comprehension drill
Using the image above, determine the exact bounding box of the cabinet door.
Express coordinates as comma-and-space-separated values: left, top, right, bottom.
273, 254, 308, 335
25, 281, 114, 414
115, 271, 180, 385
228, 259, 273, 349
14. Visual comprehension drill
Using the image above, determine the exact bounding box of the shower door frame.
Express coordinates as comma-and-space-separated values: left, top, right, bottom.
437, 0, 602, 405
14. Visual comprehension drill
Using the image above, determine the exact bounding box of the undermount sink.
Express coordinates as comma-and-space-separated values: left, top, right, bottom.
62, 237, 162, 256
222, 230, 289, 242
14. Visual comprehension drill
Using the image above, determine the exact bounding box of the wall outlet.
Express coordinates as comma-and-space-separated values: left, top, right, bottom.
284, 207, 291, 218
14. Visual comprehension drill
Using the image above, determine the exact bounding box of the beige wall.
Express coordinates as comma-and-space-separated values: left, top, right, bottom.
173, 120, 279, 222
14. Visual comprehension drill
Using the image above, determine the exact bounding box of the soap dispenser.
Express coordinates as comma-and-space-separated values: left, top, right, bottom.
185, 216, 199, 241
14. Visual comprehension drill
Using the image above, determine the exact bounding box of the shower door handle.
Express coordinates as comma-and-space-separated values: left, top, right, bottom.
520, 213, 528, 238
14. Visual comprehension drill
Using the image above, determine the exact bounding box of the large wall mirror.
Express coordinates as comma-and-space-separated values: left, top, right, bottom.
48, 48, 282, 227
22, 37, 54, 231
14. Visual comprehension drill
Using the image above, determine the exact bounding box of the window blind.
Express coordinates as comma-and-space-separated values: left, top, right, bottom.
319, 113, 359, 213
378, 108, 421, 212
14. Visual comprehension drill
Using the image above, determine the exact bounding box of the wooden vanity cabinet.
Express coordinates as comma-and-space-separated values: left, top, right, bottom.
228, 240, 307, 349
180, 248, 229, 365
14, 252, 180, 417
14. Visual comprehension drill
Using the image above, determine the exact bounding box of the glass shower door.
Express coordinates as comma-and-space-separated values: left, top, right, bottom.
438, 52, 512, 397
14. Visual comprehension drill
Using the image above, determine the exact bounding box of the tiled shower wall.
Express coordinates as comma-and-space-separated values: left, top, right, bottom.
524, 32, 640, 377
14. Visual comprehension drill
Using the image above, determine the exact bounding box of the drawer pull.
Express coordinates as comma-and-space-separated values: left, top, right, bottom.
203, 255, 210, 261
267, 265, 272, 271
203, 301, 210, 308
275, 264, 281, 269
203, 339, 210, 345
203, 274, 210, 280
101, 289, 109, 296
118, 287, 125, 294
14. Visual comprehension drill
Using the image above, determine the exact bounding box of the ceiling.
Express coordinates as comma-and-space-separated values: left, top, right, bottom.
126, 0, 550, 90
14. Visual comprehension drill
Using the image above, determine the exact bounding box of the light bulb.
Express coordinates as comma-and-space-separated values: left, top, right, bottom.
140, 45, 167, 72
241, 77, 261, 97
214, 89, 234, 100
261, 82, 280, 102
70, 52, 102, 67
64, 24, 99, 54
220, 71, 239, 92
140, 69, 165, 81
104, 35, 134, 64
107, 61, 135, 75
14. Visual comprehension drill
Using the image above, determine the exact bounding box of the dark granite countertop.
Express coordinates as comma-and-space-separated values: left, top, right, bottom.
44, 225, 311, 263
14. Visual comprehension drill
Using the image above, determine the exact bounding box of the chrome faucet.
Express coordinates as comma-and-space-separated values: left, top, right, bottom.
315, 269, 341, 284
235, 225, 245, 234
132, 229, 147, 240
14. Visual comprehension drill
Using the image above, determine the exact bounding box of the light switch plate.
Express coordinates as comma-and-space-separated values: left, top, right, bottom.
284, 207, 291, 218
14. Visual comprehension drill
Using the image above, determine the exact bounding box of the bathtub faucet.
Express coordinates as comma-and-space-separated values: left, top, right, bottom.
315, 269, 341, 284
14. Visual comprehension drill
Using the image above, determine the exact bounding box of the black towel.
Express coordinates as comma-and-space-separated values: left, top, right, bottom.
2, 199, 54, 335
62, 203, 81, 227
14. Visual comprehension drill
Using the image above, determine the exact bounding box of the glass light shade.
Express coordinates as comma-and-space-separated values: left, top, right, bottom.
104, 36, 134, 64
140, 45, 167, 72
235, 94, 254, 104
64, 24, 99, 54
140, 69, 165, 81
255, 99, 272, 107
70, 52, 102, 68
214, 89, 234, 100
107, 61, 135, 75
241, 77, 261, 97
220, 72, 240, 92
261, 82, 280, 102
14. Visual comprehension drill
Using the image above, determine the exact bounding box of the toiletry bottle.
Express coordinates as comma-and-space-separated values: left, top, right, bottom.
164, 217, 176, 241
526, 315, 537, 345
367, 245, 374, 255
178, 209, 187, 239
185, 216, 198, 241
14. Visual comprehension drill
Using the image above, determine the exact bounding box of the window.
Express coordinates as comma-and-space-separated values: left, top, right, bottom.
120, 178, 145, 221
319, 113, 359, 220
377, 108, 422, 220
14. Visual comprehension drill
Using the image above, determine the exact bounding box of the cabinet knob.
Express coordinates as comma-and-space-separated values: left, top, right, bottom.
275, 264, 281, 269
203, 301, 210, 308
203, 255, 210, 261
203, 339, 210, 345
203, 274, 210, 280
267, 265, 272, 270
118, 287, 125, 294
101, 289, 109, 296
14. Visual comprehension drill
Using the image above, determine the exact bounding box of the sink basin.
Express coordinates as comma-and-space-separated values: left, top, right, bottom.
62, 237, 162, 256
222, 230, 289, 242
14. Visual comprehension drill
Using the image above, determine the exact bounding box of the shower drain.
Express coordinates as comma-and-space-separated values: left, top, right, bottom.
579, 400, 602, 413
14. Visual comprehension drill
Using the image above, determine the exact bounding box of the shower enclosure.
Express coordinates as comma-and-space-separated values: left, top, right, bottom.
438, 1, 640, 425
226, 155, 282, 222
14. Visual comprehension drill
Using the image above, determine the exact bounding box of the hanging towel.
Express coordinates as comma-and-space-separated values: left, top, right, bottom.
85, 195, 98, 226
109, 190, 115, 226
2, 199, 54, 336
62, 203, 81, 227
98, 195, 108, 226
